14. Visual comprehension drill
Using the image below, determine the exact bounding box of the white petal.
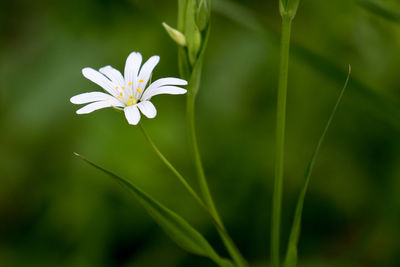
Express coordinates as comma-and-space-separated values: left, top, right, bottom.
76, 101, 113, 114
141, 78, 187, 100
124, 52, 142, 85
137, 101, 157, 118
146, 77, 188, 92
124, 105, 141, 125
70, 92, 113, 104
99, 66, 125, 87
82, 68, 118, 97
141, 86, 187, 101
137, 55, 160, 89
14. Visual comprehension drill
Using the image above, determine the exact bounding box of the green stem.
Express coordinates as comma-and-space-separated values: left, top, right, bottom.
186, 89, 217, 216
139, 123, 245, 266
186, 85, 248, 267
271, 15, 292, 267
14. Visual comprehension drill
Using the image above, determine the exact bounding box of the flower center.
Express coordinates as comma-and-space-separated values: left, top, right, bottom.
126, 95, 137, 106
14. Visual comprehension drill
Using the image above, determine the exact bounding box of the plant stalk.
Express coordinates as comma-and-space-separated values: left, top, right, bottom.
271, 15, 292, 267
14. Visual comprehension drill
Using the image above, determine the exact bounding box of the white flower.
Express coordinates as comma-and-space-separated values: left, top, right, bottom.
70, 52, 188, 125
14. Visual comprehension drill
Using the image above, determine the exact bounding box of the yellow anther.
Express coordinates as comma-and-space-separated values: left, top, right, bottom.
139, 79, 144, 83
128, 82, 132, 86
136, 88, 142, 93
126, 99, 137, 106
121, 86, 126, 90
129, 95, 133, 99
114, 86, 118, 90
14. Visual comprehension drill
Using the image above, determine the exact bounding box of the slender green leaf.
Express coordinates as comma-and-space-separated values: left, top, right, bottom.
212, 0, 400, 131
74, 153, 233, 267
283, 66, 351, 267
357, 0, 400, 23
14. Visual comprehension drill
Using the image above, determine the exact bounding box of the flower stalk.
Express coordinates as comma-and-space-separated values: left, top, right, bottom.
271, 8, 296, 267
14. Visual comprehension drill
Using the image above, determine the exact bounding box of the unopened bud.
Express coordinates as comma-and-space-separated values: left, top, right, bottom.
196, 0, 210, 31
162, 22, 187, 46
188, 29, 202, 65
279, 0, 301, 19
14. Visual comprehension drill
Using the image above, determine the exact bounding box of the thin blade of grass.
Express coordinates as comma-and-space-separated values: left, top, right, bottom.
74, 153, 233, 267
283, 65, 351, 267
212, 0, 400, 130
357, 0, 400, 23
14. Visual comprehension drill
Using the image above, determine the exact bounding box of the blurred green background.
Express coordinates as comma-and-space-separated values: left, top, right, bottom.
1, 0, 400, 266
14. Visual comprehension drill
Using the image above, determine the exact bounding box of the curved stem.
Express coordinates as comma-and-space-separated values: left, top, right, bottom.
139, 123, 245, 266
271, 15, 292, 267
186, 89, 218, 217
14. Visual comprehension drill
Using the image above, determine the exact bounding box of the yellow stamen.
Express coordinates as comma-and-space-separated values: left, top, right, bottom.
126, 99, 137, 106
121, 86, 126, 90
139, 79, 144, 83
128, 82, 132, 86
117, 92, 123, 99
129, 95, 133, 99
136, 88, 142, 93
114, 86, 118, 90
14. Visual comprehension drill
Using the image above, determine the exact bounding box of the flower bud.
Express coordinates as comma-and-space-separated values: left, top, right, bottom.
196, 0, 210, 31
162, 22, 187, 46
279, 0, 301, 19
188, 29, 202, 65
185, 0, 203, 65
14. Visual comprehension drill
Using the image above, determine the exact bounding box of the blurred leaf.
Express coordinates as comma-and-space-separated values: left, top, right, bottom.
357, 0, 400, 23
74, 153, 233, 267
283, 66, 351, 267
213, 0, 400, 130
